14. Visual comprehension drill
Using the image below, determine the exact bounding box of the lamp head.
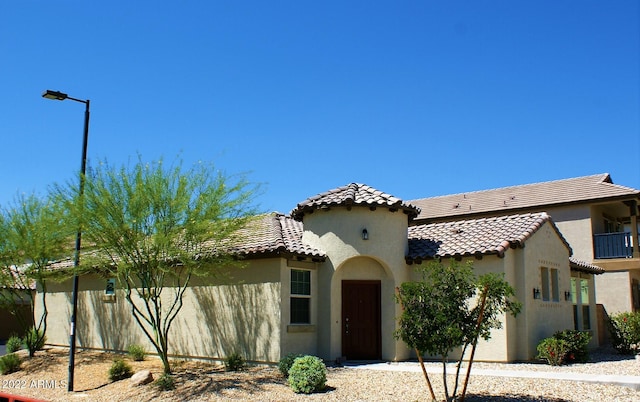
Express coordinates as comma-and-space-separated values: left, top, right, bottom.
42, 90, 68, 101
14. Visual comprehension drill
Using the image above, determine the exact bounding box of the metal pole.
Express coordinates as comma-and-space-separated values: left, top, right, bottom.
68, 99, 90, 392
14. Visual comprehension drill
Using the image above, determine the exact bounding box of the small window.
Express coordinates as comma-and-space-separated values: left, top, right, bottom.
105, 278, 116, 295
541, 268, 550, 301
540, 267, 559, 302
551, 269, 559, 302
290, 270, 311, 324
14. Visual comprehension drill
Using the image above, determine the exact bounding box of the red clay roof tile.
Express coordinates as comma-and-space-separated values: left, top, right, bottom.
291, 183, 420, 221
407, 212, 571, 262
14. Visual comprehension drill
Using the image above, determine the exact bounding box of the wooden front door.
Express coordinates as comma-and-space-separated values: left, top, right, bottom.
341, 280, 381, 360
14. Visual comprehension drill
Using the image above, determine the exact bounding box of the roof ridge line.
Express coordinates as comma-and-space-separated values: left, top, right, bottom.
408, 173, 611, 202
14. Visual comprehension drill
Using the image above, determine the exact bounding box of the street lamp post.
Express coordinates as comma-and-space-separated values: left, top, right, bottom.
42, 89, 90, 392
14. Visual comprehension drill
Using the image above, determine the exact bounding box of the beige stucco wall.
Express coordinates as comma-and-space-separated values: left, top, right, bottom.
407, 257, 514, 362
520, 222, 575, 359
595, 271, 632, 315
301, 207, 411, 361
548, 205, 593, 262
38, 258, 283, 363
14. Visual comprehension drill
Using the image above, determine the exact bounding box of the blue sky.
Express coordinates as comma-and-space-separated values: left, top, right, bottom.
1, 1, 639, 214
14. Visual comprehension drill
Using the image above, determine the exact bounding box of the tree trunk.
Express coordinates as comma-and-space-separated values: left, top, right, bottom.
416, 351, 437, 401
460, 284, 489, 402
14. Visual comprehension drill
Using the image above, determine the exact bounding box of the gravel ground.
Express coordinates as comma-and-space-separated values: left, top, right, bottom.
0, 347, 638, 401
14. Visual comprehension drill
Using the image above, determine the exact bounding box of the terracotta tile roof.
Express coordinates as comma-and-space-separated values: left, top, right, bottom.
47, 213, 326, 271
409, 174, 640, 221
1, 265, 36, 290
227, 213, 326, 260
406, 212, 571, 262
569, 257, 605, 275
291, 183, 420, 221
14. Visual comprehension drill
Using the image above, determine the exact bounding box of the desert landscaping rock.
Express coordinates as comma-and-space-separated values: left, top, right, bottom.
129, 370, 153, 386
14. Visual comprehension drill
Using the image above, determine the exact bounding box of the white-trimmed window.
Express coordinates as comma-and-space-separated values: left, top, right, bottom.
290, 269, 311, 324
541, 267, 559, 302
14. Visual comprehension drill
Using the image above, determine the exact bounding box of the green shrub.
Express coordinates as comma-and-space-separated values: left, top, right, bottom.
127, 344, 146, 361
287, 355, 327, 394
278, 353, 303, 378
155, 373, 175, 391
6, 336, 22, 354
608, 311, 640, 355
22, 327, 46, 355
0, 353, 22, 374
224, 351, 246, 372
108, 359, 133, 381
553, 330, 591, 363
536, 337, 569, 366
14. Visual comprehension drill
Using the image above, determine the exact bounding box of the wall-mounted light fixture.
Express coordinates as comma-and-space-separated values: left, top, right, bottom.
564, 291, 572, 301
362, 228, 369, 240
533, 288, 541, 299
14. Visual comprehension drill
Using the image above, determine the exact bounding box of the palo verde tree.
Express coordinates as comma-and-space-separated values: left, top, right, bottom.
58, 157, 259, 374
395, 259, 521, 402
0, 194, 74, 357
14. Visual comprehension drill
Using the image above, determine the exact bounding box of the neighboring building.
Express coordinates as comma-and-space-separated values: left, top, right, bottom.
410, 173, 640, 342
38, 183, 602, 363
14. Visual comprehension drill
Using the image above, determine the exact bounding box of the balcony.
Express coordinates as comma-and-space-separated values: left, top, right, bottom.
593, 232, 633, 259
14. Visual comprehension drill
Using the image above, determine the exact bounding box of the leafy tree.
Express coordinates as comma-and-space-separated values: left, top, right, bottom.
0, 194, 73, 357
395, 260, 521, 402
58, 157, 258, 374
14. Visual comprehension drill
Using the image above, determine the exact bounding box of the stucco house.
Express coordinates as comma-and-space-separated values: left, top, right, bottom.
38, 182, 603, 364
409, 173, 640, 343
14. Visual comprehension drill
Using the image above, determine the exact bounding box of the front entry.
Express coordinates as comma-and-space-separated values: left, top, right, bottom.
341, 280, 381, 360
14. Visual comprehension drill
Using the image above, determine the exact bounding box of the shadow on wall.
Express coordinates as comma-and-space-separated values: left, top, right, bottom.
70, 291, 139, 352
185, 283, 280, 362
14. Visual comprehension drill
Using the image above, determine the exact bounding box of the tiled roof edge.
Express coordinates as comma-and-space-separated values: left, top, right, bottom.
291, 183, 420, 221
569, 257, 605, 275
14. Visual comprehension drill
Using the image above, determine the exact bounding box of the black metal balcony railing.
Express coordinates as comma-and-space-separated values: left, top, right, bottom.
593, 232, 633, 259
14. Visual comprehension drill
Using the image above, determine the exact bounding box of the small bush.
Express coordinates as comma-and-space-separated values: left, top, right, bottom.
108, 359, 133, 381
22, 327, 46, 355
287, 355, 327, 394
6, 336, 23, 354
536, 337, 569, 366
224, 351, 246, 372
608, 311, 640, 355
155, 373, 175, 391
0, 353, 22, 374
127, 344, 146, 361
278, 353, 304, 378
553, 330, 591, 363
